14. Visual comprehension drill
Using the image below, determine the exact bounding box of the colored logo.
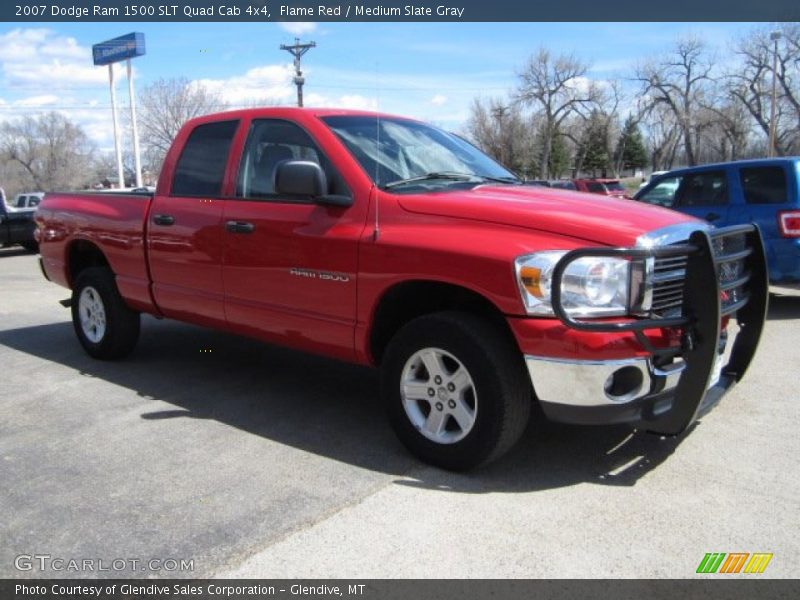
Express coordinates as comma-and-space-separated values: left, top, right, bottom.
696, 552, 773, 574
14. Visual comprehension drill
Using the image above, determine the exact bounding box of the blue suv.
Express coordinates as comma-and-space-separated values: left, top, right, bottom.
635, 158, 800, 287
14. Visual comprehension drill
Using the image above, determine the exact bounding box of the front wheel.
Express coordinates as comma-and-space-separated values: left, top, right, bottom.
381, 311, 532, 470
71, 267, 140, 360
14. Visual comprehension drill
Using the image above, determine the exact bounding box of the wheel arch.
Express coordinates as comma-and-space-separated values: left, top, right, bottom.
367, 279, 518, 365
66, 239, 110, 288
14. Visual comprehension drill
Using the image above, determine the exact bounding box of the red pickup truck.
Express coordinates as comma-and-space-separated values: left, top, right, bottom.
36, 108, 768, 470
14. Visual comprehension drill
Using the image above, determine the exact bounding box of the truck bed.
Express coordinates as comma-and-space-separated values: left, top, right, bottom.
36, 191, 156, 313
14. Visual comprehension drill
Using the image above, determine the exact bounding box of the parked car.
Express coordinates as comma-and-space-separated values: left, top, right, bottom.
634, 158, 800, 287
573, 178, 629, 198
36, 108, 767, 470
0, 199, 38, 252
10, 192, 44, 210
523, 180, 551, 187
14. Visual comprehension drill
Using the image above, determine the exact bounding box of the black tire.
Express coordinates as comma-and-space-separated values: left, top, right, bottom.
21, 241, 38, 253
71, 267, 140, 360
381, 311, 532, 470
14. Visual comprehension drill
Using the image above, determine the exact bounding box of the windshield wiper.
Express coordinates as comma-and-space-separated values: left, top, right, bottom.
382, 172, 520, 190
382, 172, 477, 190
473, 175, 521, 184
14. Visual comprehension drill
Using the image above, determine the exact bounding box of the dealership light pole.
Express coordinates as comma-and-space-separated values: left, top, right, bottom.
768, 30, 782, 158
107, 64, 125, 191
280, 38, 316, 107
126, 59, 143, 188
92, 33, 146, 189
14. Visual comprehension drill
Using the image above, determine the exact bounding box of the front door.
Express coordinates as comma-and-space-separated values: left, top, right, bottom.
221, 118, 365, 360
672, 169, 731, 226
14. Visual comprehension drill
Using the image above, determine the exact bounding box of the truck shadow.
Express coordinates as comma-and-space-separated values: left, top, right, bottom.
767, 293, 800, 321
0, 317, 689, 493
0, 247, 34, 258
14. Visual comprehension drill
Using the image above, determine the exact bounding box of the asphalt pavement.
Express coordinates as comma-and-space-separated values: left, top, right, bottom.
1, 246, 798, 578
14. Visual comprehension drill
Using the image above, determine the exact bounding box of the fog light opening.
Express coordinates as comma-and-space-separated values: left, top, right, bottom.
604, 366, 644, 403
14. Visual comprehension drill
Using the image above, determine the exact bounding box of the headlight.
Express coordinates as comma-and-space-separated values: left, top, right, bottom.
515, 251, 631, 317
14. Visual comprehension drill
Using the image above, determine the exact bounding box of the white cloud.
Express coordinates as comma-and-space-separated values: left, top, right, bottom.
304, 93, 378, 111
13, 95, 59, 107
430, 94, 447, 106
195, 63, 295, 105
0, 28, 107, 89
279, 22, 318, 36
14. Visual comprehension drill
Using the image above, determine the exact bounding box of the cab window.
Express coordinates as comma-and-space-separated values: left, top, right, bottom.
638, 176, 681, 207
236, 119, 350, 201
674, 171, 727, 207
171, 120, 239, 197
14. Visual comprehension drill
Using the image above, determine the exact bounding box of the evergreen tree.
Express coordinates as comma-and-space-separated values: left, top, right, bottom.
615, 116, 648, 175
548, 132, 571, 179
582, 112, 610, 176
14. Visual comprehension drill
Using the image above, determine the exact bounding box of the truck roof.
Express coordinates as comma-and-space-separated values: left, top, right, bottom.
182, 106, 420, 128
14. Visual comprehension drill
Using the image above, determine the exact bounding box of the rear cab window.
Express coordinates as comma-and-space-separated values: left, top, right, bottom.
171, 120, 239, 197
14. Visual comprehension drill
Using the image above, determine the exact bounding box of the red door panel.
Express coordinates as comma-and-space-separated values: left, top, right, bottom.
148, 196, 226, 327
222, 200, 362, 361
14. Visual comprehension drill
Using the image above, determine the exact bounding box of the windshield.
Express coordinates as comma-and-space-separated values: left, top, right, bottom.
321, 115, 518, 189
604, 181, 626, 192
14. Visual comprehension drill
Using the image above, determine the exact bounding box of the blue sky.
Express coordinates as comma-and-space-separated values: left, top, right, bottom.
0, 21, 758, 150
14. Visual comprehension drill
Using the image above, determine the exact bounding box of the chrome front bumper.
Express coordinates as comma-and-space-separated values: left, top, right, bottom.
527, 325, 736, 427
525, 355, 684, 408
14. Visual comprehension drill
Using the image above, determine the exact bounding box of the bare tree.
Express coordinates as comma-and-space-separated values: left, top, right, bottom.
728, 24, 800, 156
635, 37, 714, 166
697, 98, 751, 162
0, 112, 95, 192
515, 49, 600, 179
138, 77, 226, 171
466, 98, 535, 177
642, 104, 682, 171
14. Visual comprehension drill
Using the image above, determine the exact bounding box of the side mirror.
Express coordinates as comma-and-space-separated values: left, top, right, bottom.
275, 160, 326, 197
274, 160, 352, 207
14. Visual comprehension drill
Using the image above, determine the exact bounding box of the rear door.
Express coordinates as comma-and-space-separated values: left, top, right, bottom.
728, 162, 798, 281
147, 119, 240, 327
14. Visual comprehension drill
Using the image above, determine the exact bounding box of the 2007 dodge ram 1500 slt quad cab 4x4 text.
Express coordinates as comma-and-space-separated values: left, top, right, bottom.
36, 108, 768, 470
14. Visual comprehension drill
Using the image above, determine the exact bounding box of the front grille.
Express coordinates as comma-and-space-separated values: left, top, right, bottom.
712, 231, 751, 315
652, 253, 688, 316
650, 231, 752, 318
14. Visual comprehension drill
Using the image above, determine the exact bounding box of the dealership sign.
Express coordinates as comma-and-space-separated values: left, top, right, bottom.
92, 32, 146, 66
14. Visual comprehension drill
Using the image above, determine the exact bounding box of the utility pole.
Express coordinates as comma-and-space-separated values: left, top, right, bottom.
768, 30, 782, 157
280, 37, 316, 107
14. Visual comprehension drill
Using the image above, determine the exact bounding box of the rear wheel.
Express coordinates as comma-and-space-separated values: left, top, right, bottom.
381, 311, 532, 470
71, 267, 140, 360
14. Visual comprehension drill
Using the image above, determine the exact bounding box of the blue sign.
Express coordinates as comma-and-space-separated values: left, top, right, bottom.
92, 32, 145, 66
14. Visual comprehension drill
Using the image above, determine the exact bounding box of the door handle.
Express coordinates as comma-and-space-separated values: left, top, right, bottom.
705, 212, 721, 222
153, 214, 175, 226
226, 221, 255, 234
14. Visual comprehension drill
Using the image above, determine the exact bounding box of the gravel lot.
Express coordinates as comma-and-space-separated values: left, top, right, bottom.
1, 247, 798, 578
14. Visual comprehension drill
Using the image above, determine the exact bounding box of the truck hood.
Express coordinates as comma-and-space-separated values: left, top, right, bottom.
397, 184, 696, 247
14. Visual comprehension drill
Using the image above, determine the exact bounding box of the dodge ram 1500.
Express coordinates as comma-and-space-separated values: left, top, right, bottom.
36, 108, 768, 470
